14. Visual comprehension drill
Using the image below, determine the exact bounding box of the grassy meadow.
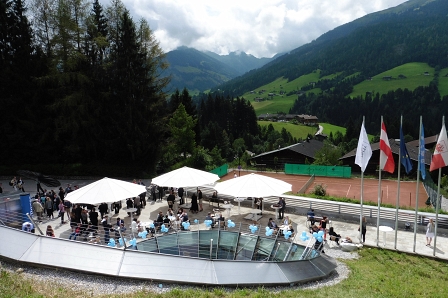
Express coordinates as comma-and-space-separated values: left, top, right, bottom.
1, 248, 448, 297
349, 62, 434, 98
257, 121, 346, 140
257, 121, 318, 140
243, 73, 322, 115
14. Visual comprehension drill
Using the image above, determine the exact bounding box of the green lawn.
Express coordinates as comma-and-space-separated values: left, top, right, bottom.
258, 121, 318, 140
320, 122, 346, 136
2, 248, 447, 297
350, 62, 434, 98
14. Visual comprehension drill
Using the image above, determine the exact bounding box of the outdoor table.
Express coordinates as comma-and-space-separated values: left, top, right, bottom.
378, 226, 393, 247
222, 204, 233, 218
271, 205, 281, 219
234, 197, 245, 214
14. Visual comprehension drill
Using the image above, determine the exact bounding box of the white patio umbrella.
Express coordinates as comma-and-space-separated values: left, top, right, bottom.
213, 173, 292, 198
151, 166, 219, 187
65, 177, 146, 205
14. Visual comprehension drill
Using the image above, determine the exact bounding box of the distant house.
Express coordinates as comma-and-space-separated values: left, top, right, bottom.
298, 114, 319, 125
424, 72, 430, 76
398, 74, 407, 79
382, 76, 392, 81
251, 139, 325, 168
254, 97, 264, 102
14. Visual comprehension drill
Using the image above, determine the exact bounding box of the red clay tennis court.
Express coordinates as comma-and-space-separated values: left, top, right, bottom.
221, 171, 428, 208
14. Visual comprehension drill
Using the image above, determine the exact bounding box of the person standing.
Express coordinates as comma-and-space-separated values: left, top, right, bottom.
158, 185, 164, 201
277, 197, 285, 219
32, 198, 44, 221
58, 201, 66, 224
360, 216, 367, 243
45, 197, 54, 219
151, 185, 157, 202
17, 177, 25, 192
190, 192, 199, 214
177, 187, 184, 205
37, 180, 45, 194
167, 190, 175, 210
320, 216, 328, 241
198, 188, 203, 212
426, 218, 435, 247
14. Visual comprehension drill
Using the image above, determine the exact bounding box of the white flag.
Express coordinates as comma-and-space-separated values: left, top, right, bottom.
355, 122, 372, 172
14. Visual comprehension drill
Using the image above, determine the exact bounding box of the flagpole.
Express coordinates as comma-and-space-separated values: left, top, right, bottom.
413, 116, 422, 253
377, 116, 383, 246
360, 116, 365, 243
433, 115, 444, 256
394, 115, 403, 249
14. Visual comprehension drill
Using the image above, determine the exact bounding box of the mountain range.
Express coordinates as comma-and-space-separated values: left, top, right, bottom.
212, 0, 448, 97
164, 46, 277, 93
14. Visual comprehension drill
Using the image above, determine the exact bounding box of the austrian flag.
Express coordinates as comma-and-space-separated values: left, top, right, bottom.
380, 122, 395, 173
430, 123, 448, 171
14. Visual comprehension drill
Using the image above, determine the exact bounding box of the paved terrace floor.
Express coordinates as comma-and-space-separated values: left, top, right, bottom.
45, 197, 448, 261
2, 178, 447, 261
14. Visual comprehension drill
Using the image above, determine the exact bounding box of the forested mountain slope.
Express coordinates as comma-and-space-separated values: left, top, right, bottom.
213, 0, 448, 96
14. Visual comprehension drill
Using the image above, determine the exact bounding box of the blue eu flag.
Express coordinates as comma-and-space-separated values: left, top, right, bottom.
419, 123, 426, 180
400, 126, 413, 174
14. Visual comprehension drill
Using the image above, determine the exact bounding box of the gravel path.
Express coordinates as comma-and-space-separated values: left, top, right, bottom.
0, 247, 358, 296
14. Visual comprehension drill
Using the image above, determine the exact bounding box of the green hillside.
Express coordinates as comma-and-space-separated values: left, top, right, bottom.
257, 121, 317, 139
243, 73, 322, 115
257, 121, 347, 141
320, 123, 346, 136
349, 63, 434, 97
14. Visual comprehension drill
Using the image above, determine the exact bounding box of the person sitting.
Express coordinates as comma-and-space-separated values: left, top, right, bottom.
69, 223, 81, 240
328, 227, 341, 245
307, 209, 315, 225
283, 216, 290, 226
163, 215, 171, 229
314, 238, 324, 253
342, 236, 353, 243
309, 224, 319, 234
89, 235, 101, 244
177, 208, 184, 216
167, 208, 174, 217
22, 222, 34, 233
172, 216, 181, 231
46, 225, 55, 237
267, 218, 279, 233
205, 212, 215, 228
180, 212, 189, 222
288, 224, 295, 237
129, 218, 137, 236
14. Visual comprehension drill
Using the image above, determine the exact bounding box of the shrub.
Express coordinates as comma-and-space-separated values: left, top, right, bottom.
312, 183, 327, 196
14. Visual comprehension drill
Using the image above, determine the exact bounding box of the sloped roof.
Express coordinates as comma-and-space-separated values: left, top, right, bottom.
253, 139, 324, 159
406, 135, 438, 147
341, 139, 432, 165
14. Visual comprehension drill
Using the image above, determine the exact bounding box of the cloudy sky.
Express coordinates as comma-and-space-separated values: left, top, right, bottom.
115, 0, 408, 58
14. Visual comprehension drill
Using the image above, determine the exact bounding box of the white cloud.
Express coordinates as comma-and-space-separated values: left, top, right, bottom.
104, 0, 408, 57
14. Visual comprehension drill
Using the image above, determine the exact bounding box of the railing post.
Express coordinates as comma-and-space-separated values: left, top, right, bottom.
209, 239, 213, 259
26, 213, 43, 235
119, 228, 127, 250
